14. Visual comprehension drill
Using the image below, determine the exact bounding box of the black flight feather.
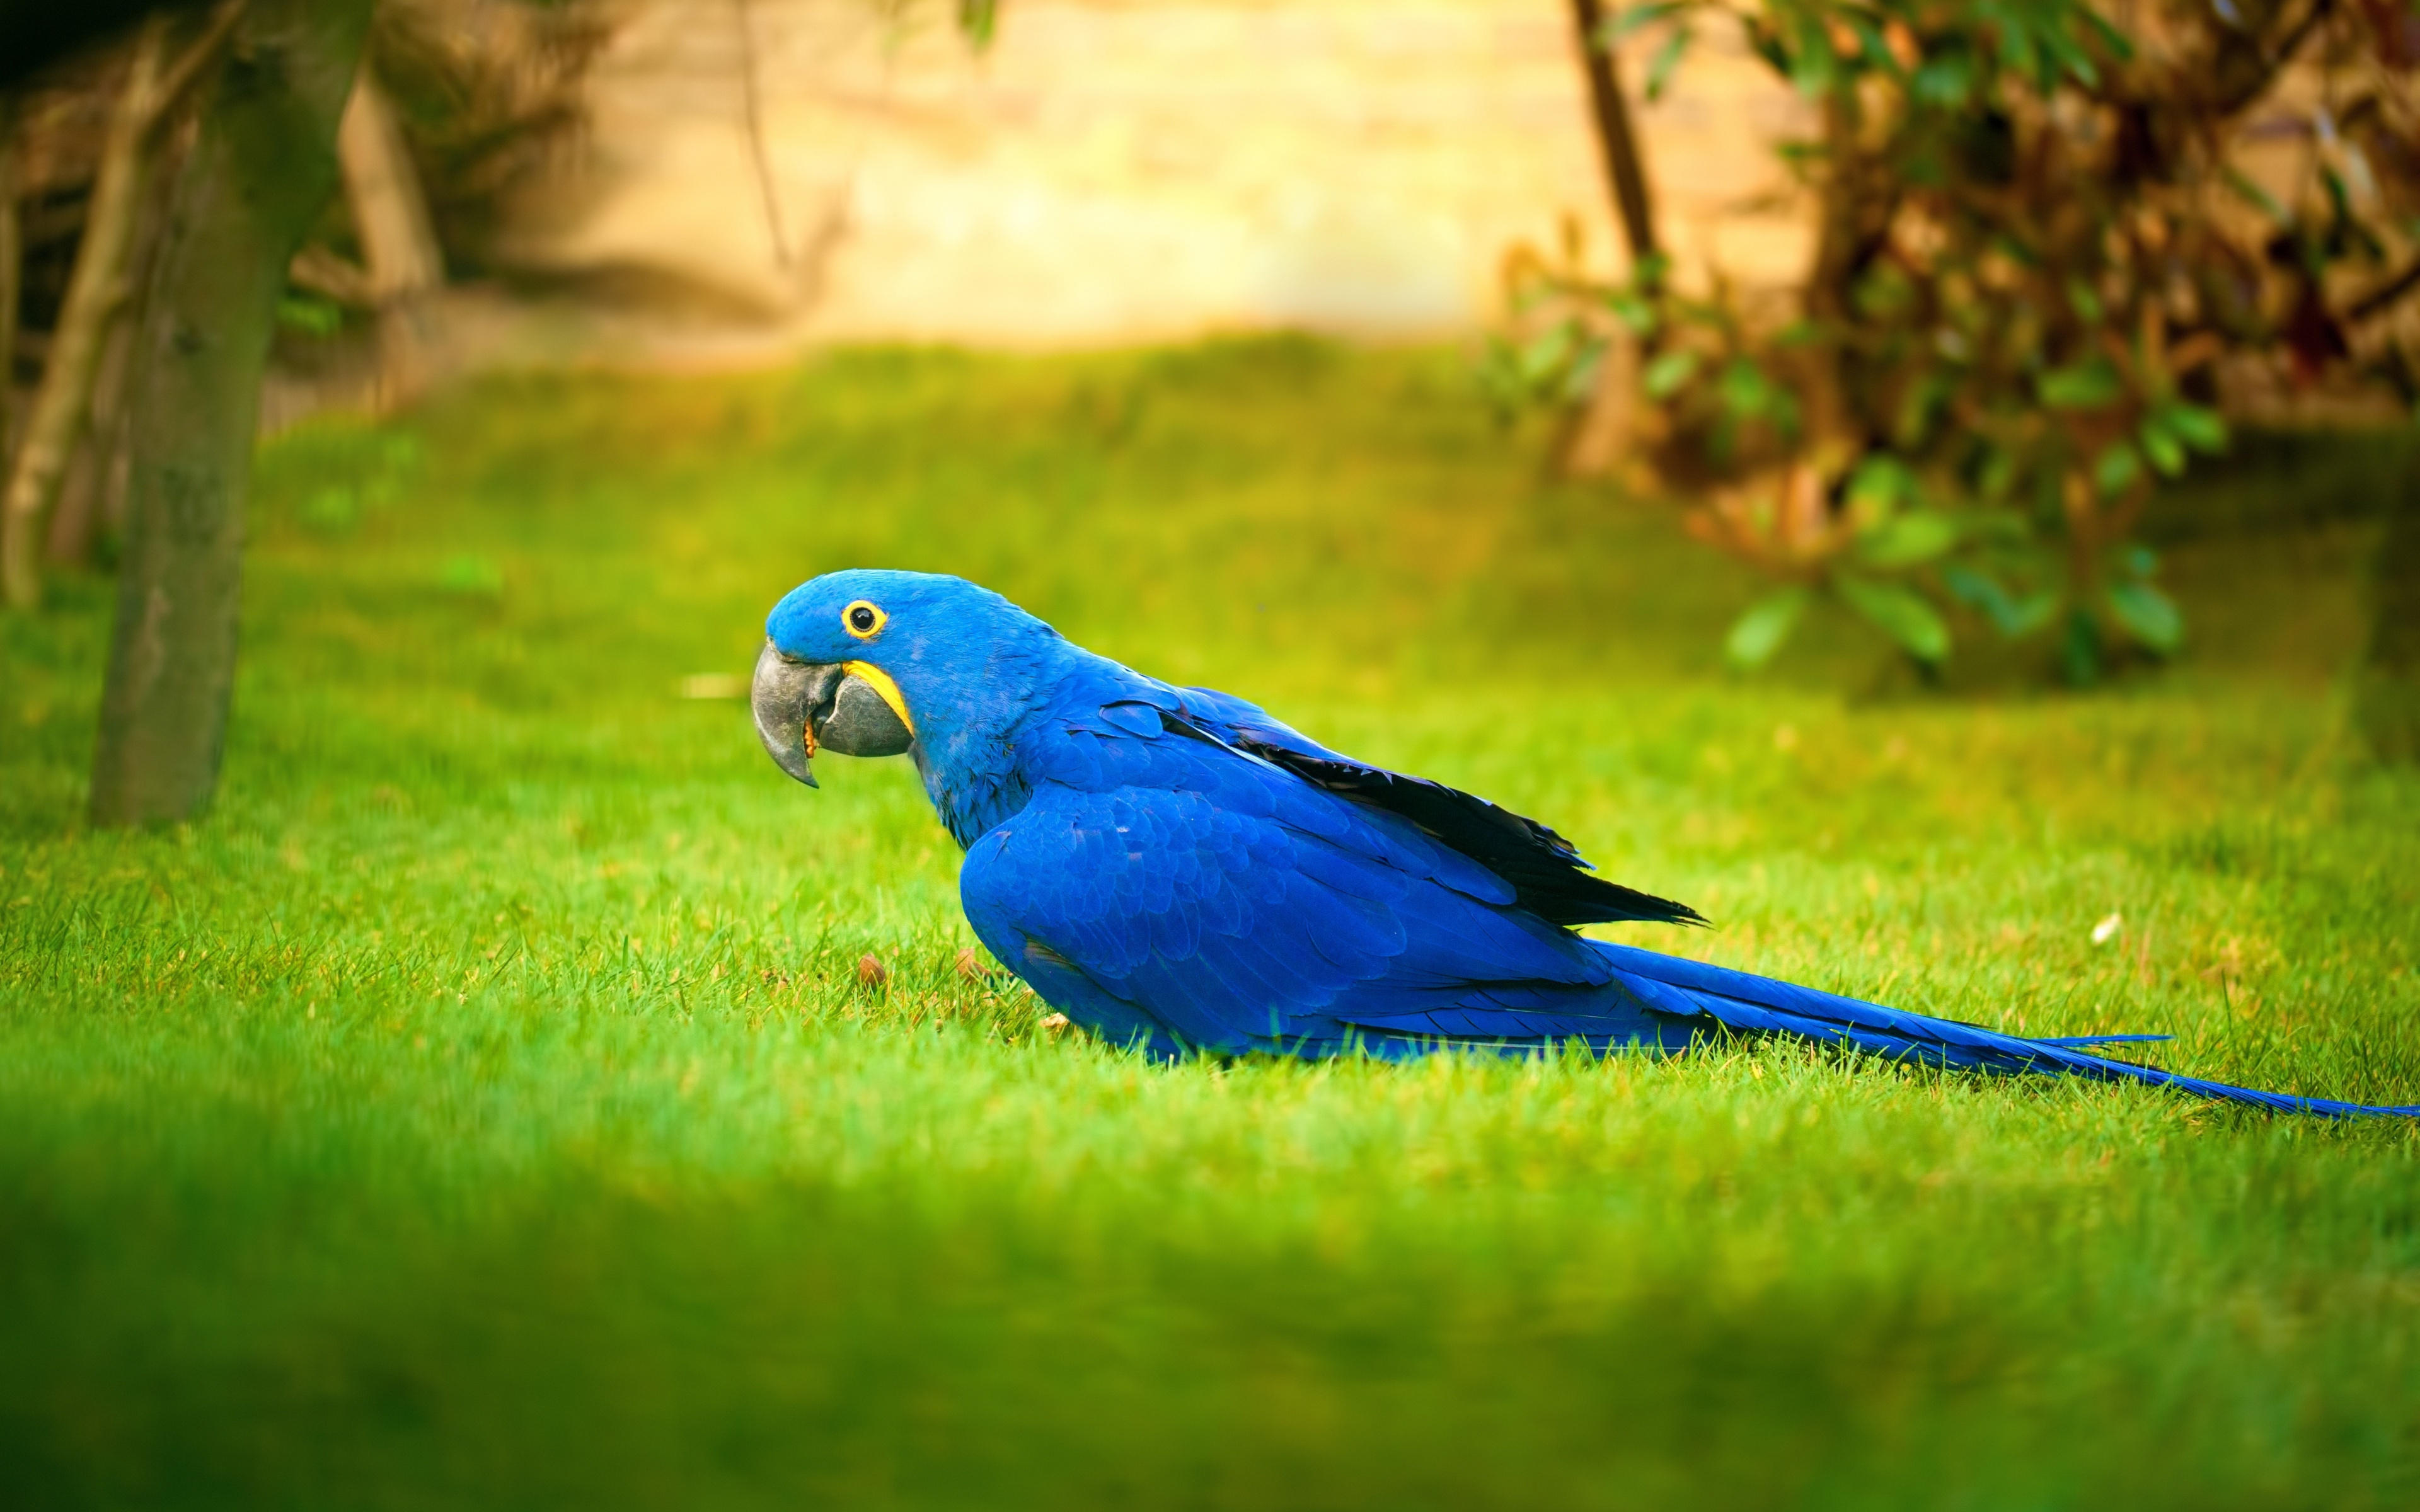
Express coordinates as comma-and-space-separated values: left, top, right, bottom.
1155, 710, 1705, 929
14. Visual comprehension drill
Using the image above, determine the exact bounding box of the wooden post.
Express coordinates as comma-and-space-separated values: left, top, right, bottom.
89, 0, 374, 827
336, 62, 445, 407
46, 306, 137, 564
0, 19, 164, 609
0, 3, 242, 604
0, 95, 20, 479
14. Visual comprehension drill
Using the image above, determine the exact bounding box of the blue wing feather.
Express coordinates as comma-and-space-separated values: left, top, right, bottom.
961, 716, 1688, 1057
954, 669, 2414, 1116
1589, 944, 2419, 1116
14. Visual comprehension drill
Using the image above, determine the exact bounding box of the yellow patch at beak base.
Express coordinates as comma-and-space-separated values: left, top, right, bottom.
841, 661, 916, 735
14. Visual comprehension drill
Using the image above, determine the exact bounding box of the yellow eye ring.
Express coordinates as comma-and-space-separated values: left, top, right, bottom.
842, 600, 886, 639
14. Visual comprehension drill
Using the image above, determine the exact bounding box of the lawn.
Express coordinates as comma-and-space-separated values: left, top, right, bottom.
3, 339, 2416, 1509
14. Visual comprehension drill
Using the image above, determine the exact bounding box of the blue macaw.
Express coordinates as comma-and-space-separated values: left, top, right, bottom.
753, 570, 2412, 1118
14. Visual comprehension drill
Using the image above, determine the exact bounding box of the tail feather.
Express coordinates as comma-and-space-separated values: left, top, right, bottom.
1594, 942, 2416, 1120
2034, 1034, 2173, 1047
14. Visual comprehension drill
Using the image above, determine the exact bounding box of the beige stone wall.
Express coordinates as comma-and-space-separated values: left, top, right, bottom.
503, 0, 1814, 346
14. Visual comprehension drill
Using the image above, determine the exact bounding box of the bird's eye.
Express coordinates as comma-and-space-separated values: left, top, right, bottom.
843, 600, 885, 638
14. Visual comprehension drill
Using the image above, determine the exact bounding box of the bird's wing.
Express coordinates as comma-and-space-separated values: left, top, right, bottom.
967, 682, 2417, 1112
1045, 684, 1703, 928
960, 711, 1686, 1055
1155, 689, 1698, 926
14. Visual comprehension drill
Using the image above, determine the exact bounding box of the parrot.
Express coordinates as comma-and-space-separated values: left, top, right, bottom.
752, 569, 2414, 1118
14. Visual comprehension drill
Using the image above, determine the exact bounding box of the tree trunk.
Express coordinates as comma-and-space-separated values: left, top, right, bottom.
0, 19, 164, 610
1562, 0, 1658, 480
2358, 442, 2420, 762
1, 96, 20, 478
1568, 0, 1657, 265
45, 309, 135, 564
89, 0, 373, 827
1792, 91, 1869, 455
335, 62, 445, 408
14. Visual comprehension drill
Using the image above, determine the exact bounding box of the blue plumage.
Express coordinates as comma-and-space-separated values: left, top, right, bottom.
761, 570, 2414, 1118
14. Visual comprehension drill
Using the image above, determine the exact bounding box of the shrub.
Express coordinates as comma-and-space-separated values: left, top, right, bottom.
1490, 0, 2420, 680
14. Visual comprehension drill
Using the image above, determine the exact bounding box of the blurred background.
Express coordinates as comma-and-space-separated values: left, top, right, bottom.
6, 1, 1819, 390
5, 0, 2417, 739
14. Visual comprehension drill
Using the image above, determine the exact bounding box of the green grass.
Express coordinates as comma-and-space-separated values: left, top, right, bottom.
3, 339, 2417, 1509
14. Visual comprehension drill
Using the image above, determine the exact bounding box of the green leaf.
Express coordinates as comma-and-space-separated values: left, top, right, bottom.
1645, 25, 1693, 99
1941, 562, 1997, 608
1892, 373, 1951, 450
1726, 587, 1811, 668
1787, 8, 1837, 95
1605, 291, 1658, 335
2159, 401, 2230, 453
1601, 1, 1686, 44
1748, 18, 1792, 74
2090, 440, 2148, 498
1718, 358, 1775, 418
1642, 349, 1702, 399
2032, 13, 2098, 88
1858, 510, 1960, 568
2138, 416, 2186, 478
1765, 384, 1803, 439
1976, 444, 2018, 499
2094, 440, 2143, 498
2038, 357, 2122, 409
1949, 571, 2053, 641
2223, 167, 2286, 224
1990, 231, 2043, 270
2108, 580, 2183, 653
1846, 454, 1916, 517
2003, 592, 2058, 636
2065, 277, 2104, 326
956, 0, 999, 47
1518, 323, 1578, 386
1838, 577, 1952, 663
1843, 13, 1900, 77
2000, 20, 2041, 93
276, 293, 344, 338
2077, 8, 2135, 62
1853, 265, 1914, 318
2010, 591, 2058, 636
1474, 340, 1536, 418
1911, 49, 1972, 106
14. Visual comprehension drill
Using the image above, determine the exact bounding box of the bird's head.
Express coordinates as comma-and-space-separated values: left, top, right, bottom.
752, 569, 1051, 788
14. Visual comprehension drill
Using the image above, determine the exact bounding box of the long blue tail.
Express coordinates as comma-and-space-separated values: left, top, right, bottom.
1594, 942, 2418, 1119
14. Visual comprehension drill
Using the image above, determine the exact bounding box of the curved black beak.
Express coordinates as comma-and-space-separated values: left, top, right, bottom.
751, 640, 914, 788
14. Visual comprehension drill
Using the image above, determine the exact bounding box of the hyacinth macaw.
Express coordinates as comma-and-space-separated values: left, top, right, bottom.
752, 570, 2412, 1118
